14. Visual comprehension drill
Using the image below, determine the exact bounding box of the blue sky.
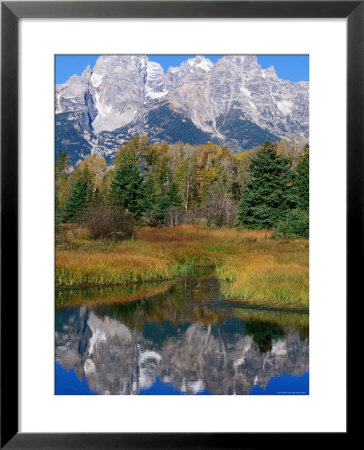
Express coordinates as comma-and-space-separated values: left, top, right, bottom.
55, 55, 309, 84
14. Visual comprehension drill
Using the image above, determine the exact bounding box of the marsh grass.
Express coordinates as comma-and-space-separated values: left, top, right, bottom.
56, 224, 308, 310
216, 237, 308, 310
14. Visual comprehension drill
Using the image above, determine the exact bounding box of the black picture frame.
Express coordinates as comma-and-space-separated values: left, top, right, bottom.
1, 1, 357, 448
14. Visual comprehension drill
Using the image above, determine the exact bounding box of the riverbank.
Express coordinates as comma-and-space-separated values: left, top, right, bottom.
56, 224, 309, 310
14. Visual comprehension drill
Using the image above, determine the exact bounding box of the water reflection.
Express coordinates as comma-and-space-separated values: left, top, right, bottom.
55, 277, 309, 395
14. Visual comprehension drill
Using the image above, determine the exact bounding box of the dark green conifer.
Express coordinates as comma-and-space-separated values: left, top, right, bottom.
166, 181, 182, 208
290, 144, 309, 211
237, 142, 291, 229
55, 194, 62, 230
63, 177, 91, 223
110, 150, 145, 220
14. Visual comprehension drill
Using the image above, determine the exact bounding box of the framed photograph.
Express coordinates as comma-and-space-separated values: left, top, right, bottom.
1, 1, 356, 447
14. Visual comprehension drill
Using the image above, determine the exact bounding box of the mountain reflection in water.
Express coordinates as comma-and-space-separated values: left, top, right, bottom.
55, 277, 309, 395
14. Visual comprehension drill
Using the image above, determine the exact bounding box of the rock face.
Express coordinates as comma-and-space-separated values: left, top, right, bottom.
56, 55, 309, 164
56, 308, 309, 395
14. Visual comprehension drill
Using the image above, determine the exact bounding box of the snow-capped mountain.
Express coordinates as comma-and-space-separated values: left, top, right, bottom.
56, 55, 309, 164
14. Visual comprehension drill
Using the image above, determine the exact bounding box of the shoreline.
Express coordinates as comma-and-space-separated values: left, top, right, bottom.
56, 225, 309, 311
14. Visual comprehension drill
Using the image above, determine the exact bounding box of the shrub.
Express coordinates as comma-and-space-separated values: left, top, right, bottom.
180, 208, 204, 225
164, 205, 184, 227
82, 203, 135, 240
273, 209, 309, 239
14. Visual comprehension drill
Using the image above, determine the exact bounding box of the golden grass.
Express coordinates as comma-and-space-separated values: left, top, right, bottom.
56, 224, 309, 310
217, 240, 309, 310
56, 251, 177, 285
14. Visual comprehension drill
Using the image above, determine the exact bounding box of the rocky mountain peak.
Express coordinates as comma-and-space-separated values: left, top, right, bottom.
165, 55, 213, 91
81, 65, 92, 81
216, 55, 259, 72
262, 65, 278, 79
185, 55, 214, 72
56, 55, 309, 164
146, 60, 168, 99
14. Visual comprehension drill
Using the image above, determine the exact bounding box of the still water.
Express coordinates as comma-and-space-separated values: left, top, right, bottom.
55, 277, 309, 395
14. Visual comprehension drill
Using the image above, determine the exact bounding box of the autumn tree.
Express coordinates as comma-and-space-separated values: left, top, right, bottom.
55, 151, 71, 211
174, 159, 195, 212
77, 154, 107, 194
99, 168, 115, 201
55, 151, 70, 189
114, 135, 149, 167
230, 148, 258, 202
195, 143, 231, 204
56, 136, 309, 232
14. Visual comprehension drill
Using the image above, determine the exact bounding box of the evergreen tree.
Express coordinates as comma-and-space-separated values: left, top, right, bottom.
273, 145, 309, 239
163, 181, 183, 227
141, 175, 159, 225
142, 175, 157, 211
110, 150, 145, 220
55, 194, 62, 230
273, 209, 309, 239
63, 177, 91, 223
237, 142, 291, 229
166, 181, 182, 208
290, 144, 309, 211
144, 178, 183, 225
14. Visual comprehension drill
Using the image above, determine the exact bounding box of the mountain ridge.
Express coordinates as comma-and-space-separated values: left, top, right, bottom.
56, 55, 309, 164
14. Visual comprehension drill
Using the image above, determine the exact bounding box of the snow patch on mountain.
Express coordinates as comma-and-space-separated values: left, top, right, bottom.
56, 55, 309, 161
187, 55, 213, 72
91, 72, 103, 88
277, 100, 293, 115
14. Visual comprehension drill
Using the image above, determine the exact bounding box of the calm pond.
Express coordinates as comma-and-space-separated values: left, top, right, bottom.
55, 276, 309, 395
